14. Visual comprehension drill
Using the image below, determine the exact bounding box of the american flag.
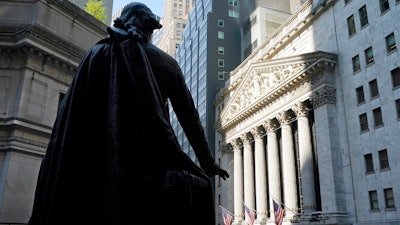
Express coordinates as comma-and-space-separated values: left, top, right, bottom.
221, 207, 233, 225
273, 199, 284, 225
244, 204, 256, 225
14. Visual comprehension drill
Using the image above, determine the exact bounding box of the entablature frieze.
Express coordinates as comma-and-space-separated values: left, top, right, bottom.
216, 52, 337, 134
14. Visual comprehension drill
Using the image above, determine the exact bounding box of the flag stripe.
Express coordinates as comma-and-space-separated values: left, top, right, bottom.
221, 208, 233, 225
273, 200, 284, 225
244, 204, 256, 225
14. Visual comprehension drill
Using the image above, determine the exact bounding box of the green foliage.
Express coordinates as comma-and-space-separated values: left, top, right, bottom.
84, 0, 106, 24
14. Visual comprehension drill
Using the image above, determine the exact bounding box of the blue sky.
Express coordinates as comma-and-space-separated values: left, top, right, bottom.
112, 0, 165, 17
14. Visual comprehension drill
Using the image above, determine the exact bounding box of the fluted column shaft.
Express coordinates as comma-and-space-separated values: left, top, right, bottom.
277, 111, 298, 217
242, 133, 255, 211
232, 140, 244, 221
293, 103, 316, 213
265, 120, 281, 220
252, 127, 267, 221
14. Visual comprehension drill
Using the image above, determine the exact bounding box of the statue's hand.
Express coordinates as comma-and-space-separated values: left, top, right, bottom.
202, 161, 229, 180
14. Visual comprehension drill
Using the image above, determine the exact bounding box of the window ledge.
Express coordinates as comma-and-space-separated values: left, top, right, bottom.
380, 168, 390, 172
385, 207, 396, 211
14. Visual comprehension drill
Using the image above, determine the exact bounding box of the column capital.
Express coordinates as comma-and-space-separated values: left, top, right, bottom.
230, 138, 242, 150
263, 119, 279, 132
311, 86, 336, 108
241, 132, 253, 145
276, 111, 292, 125
252, 126, 265, 139
292, 102, 309, 117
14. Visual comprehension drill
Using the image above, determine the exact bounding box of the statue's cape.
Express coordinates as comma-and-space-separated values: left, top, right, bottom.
28, 27, 213, 225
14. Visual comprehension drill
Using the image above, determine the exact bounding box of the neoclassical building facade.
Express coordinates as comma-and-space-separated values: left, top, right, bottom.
214, 0, 400, 225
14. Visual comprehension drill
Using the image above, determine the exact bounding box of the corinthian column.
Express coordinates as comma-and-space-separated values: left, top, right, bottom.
293, 102, 316, 213
264, 119, 281, 220
232, 139, 244, 222
242, 133, 255, 212
252, 126, 267, 222
277, 111, 298, 217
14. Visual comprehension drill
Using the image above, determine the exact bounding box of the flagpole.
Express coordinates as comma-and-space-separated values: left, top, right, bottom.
269, 195, 298, 214
242, 201, 257, 212
218, 204, 235, 216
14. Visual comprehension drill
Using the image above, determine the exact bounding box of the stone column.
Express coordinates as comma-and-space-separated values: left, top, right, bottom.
252, 126, 267, 222
232, 139, 244, 222
277, 111, 298, 218
293, 102, 316, 213
242, 133, 255, 212
264, 119, 281, 220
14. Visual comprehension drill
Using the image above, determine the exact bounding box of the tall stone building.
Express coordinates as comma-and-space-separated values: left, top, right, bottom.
157, 0, 194, 57
0, 0, 107, 223
215, 0, 400, 225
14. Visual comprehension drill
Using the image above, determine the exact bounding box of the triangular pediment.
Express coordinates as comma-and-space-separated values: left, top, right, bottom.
217, 51, 337, 131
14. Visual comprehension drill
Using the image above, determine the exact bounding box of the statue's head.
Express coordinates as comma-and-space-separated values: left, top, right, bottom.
113, 2, 162, 41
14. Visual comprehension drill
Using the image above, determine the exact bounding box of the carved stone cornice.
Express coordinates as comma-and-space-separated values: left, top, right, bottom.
0, 30, 83, 68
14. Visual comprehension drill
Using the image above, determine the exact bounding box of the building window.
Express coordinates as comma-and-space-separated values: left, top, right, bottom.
369, 190, 379, 210
58, 92, 65, 111
182, 23, 186, 29
385, 33, 397, 53
364, 153, 374, 173
218, 19, 224, 27
347, 15, 356, 36
356, 86, 365, 104
218, 46, 224, 55
344, 0, 351, 4
175, 44, 180, 49
218, 72, 225, 80
378, 149, 389, 170
379, 0, 390, 13
352, 55, 361, 72
373, 107, 383, 127
384, 188, 395, 208
228, 0, 239, 6
396, 99, 400, 119
218, 31, 224, 39
391, 67, 400, 88
369, 79, 379, 99
359, 5, 369, 27
177, 23, 181, 28
229, 10, 239, 18
364, 47, 374, 65
359, 113, 369, 132
218, 59, 225, 67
